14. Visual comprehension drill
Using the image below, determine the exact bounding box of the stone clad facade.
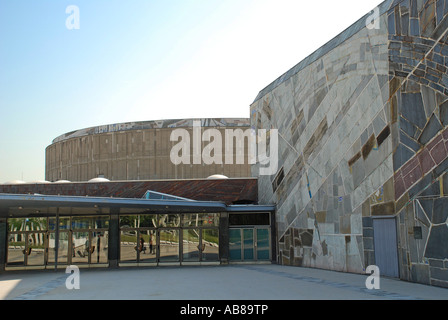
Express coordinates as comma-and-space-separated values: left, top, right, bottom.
251, 0, 448, 287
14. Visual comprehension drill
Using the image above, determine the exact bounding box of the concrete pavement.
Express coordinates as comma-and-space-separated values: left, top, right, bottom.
1, 264, 447, 300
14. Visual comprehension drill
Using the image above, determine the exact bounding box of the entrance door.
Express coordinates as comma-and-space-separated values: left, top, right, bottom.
158, 229, 180, 263
373, 218, 399, 278
72, 231, 108, 265
229, 228, 271, 262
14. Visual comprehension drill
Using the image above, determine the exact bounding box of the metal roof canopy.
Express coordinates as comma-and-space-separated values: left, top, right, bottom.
0, 193, 275, 218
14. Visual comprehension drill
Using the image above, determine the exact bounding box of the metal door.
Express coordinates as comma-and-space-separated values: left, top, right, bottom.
229, 228, 271, 261
373, 218, 399, 278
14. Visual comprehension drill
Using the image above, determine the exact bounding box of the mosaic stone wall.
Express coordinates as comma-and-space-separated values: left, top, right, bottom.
388, 0, 448, 287
251, 0, 448, 287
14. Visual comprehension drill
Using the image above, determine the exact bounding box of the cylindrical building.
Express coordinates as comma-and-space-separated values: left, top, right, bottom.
45, 118, 252, 182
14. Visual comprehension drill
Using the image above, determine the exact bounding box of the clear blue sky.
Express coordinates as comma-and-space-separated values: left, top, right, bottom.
0, 0, 383, 183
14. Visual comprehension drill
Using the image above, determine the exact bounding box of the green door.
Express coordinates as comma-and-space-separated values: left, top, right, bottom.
229, 229, 242, 260
229, 228, 270, 261
256, 229, 270, 260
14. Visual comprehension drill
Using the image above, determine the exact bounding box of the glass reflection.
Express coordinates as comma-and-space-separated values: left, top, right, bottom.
26, 233, 46, 266
120, 230, 138, 263
183, 214, 219, 227
7, 233, 25, 266
120, 215, 157, 228
92, 232, 108, 264
159, 230, 179, 262
8, 218, 47, 232
48, 232, 69, 265
72, 232, 90, 264
202, 229, 219, 261
159, 214, 180, 228
229, 229, 242, 261
139, 230, 157, 263
183, 229, 200, 262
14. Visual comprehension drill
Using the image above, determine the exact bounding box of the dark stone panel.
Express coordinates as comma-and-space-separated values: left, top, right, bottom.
362, 217, 373, 228
430, 267, 448, 281
421, 178, 441, 198
400, 131, 421, 152
432, 198, 448, 223
371, 201, 396, 216
419, 114, 443, 145
410, 0, 418, 18
393, 143, 415, 171
432, 13, 448, 39
419, 199, 434, 222
363, 237, 374, 250
377, 126, 391, 146
300, 230, 313, 247
401, 93, 427, 129
425, 225, 448, 259
400, 116, 418, 138
388, 11, 396, 35
410, 264, 431, 284
434, 156, 448, 176
302, 117, 328, 160
363, 227, 374, 238
348, 152, 362, 167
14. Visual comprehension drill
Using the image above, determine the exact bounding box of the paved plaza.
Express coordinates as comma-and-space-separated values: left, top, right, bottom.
1, 264, 447, 301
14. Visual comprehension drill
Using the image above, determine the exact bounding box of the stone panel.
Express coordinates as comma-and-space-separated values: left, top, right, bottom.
251, 0, 448, 287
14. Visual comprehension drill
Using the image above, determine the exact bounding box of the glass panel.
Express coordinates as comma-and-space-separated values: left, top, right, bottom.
72, 216, 109, 230
72, 217, 93, 230
72, 232, 90, 264
140, 215, 158, 228
202, 229, 219, 261
139, 230, 157, 263
8, 218, 47, 232
256, 229, 270, 260
48, 232, 69, 265
159, 230, 179, 262
243, 229, 254, 260
183, 214, 219, 227
49, 217, 70, 231
26, 233, 46, 266
183, 229, 200, 262
120, 215, 158, 228
7, 233, 25, 266
229, 229, 242, 261
93, 216, 109, 229
159, 214, 181, 228
120, 215, 138, 228
91, 231, 108, 264
120, 230, 138, 263
8, 219, 23, 232
229, 213, 270, 226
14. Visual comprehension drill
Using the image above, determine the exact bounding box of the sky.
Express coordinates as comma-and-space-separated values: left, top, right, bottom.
0, 0, 384, 183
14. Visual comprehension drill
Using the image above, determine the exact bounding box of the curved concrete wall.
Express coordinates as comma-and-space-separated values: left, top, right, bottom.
46, 118, 252, 182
